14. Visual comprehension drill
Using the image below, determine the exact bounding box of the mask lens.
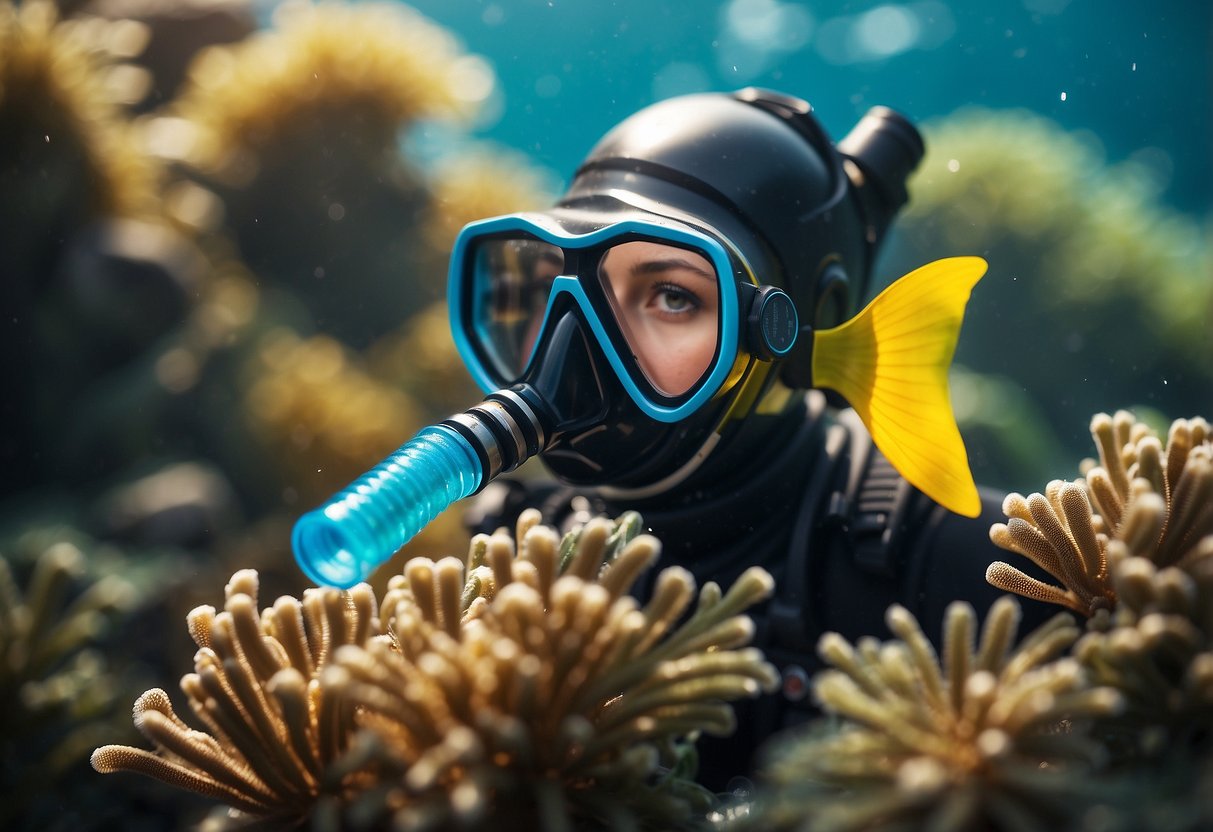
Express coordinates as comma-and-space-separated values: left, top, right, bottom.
472, 237, 565, 378
598, 241, 721, 397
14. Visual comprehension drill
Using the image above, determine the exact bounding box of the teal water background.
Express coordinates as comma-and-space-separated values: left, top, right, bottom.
396, 0, 1210, 213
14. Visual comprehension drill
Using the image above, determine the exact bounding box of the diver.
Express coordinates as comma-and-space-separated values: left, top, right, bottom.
292, 88, 1050, 784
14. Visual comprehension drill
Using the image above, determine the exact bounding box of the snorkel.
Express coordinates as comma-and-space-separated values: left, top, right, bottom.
290, 387, 550, 588
292, 88, 943, 589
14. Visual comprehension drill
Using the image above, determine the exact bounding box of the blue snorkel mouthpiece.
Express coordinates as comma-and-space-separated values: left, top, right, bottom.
292, 388, 550, 588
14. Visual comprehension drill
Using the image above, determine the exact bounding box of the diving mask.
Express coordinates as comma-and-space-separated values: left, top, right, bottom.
449, 211, 797, 423
291, 211, 798, 590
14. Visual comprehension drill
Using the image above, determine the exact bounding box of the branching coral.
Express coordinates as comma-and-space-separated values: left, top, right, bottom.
92, 569, 380, 826
987, 411, 1212, 616
0, 542, 135, 828
93, 512, 778, 830
755, 597, 1121, 832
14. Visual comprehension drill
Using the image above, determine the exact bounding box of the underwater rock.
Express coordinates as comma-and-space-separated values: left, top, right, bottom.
56, 217, 206, 360
93, 511, 779, 831
91, 460, 240, 548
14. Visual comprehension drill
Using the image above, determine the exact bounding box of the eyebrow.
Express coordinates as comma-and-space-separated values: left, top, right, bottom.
630, 257, 716, 282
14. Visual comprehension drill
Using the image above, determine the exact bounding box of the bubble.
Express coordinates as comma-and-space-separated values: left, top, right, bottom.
855, 4, 920, 58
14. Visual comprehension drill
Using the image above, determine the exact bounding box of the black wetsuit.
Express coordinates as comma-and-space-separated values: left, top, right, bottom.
465, 391, 1053, 788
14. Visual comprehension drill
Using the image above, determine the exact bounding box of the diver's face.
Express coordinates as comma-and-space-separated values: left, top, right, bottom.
599, 241, 720, 396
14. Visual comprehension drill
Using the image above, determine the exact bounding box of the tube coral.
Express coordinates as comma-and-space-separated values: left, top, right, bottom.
92, 512, 778, 830
755, 598, 1121, 832
987, 411, 1212, 615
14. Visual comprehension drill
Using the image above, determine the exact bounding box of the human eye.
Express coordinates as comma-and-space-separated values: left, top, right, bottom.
649, 281, 702, 317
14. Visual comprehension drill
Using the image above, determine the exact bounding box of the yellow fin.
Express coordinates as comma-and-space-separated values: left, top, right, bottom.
811, 257, 987, 518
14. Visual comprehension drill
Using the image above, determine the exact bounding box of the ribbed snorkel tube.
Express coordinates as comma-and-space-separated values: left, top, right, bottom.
292, 388, 549, 588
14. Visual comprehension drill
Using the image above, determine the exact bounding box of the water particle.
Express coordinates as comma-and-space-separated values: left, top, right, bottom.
327, 202, 346, 221
1059, 91, 1067, 101
947, 158, 960, 173
481, 4, 504, 25
314, 266, 325, 279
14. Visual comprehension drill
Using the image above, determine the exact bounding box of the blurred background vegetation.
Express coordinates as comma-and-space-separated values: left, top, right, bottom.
0, 0, 1207, 828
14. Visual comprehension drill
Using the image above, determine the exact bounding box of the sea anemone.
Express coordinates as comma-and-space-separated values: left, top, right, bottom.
754, 597, 1122, 832
91, 569, 380, 827
329, 509, 779, 830
92, 512, 778, 830
1071, 534, 1213, 749
986, 411, 1212, 616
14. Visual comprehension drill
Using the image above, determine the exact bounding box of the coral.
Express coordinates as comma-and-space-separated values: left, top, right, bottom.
168, 0, 479, 177
0, 541, 135, 829
92, 512, 778, 830
753, 598, 1121, 832
0, 0, 158, 224
92, 568, 380, 826
329, 509, 779, 831
363, 301, 482, 421
240, 328, 425, 503
423, 148, 556, 251
987, 411, 1213, 615
152, 0, 502, 348
899, 107, 1213, 361
1072, 536, 1213, 748
889, 108, 1213, 489
987, 409, 1213, 757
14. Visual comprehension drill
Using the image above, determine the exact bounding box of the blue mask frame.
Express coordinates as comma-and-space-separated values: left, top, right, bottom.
448, 213, 749, 423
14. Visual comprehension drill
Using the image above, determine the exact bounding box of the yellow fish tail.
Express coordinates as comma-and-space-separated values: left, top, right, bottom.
811, 257, 987, 518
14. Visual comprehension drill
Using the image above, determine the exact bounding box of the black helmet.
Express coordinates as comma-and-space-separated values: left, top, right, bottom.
518, 89, 925, 490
